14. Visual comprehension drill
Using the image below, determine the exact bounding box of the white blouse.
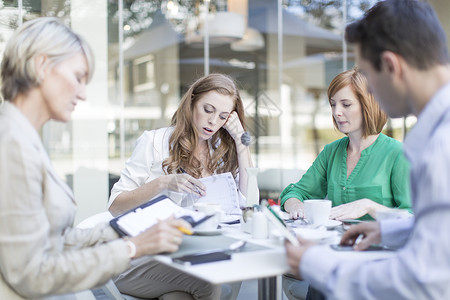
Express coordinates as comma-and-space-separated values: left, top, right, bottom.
109, 127, 245, 214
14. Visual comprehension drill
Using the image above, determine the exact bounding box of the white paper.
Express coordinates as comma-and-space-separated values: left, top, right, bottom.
196, 172, 241, 215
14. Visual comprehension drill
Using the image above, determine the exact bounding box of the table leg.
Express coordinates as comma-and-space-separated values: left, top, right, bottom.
258, 275, 282, 300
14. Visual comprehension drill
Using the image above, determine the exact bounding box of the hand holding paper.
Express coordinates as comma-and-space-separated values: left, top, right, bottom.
163, 173, 206, 197
196, 172, 241, 215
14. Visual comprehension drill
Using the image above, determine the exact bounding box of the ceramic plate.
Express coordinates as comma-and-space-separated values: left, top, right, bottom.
292, 228, 338, 243
325, 219, 342, 229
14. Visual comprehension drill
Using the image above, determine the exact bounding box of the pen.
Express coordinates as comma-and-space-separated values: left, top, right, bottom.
157, 217, 193, 235
177, 226, 193, 235
180, 167, 202, 195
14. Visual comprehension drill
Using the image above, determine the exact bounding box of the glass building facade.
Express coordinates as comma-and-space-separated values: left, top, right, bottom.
0, 0, 448, 222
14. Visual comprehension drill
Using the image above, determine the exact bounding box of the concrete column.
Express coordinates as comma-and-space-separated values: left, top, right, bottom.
71, 0, 109, 224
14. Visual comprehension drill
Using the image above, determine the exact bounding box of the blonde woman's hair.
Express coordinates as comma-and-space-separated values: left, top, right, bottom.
327, 67, 387, 138
162, 73, 246, 178
1, 17, 94, 101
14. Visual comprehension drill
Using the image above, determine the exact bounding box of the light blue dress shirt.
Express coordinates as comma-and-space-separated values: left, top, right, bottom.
300, 82, 450, 299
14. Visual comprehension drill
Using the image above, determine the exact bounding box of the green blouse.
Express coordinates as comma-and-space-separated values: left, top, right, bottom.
280, 133, 412, 220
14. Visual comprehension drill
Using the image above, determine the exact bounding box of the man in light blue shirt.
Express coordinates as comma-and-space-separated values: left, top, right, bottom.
285, 0, 450, 299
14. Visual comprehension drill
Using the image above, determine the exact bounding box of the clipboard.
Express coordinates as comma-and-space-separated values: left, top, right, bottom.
110, 195, 213, 237
262, 206, 299, 246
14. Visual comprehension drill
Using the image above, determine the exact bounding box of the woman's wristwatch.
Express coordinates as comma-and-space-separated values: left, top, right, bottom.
241, 131, 251, 146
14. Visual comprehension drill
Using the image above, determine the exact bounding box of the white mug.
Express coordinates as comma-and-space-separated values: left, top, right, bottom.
194, 215, 220, 231
304, 200, 332, 225
193, 203, 224, 231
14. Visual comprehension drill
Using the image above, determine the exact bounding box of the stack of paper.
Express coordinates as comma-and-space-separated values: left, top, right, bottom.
196, 172, 241, 215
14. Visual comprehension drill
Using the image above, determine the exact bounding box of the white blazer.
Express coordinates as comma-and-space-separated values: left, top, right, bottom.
109, 127, 246, 213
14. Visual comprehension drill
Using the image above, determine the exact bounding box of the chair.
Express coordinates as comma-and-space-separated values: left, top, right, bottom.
282, 275, 309, 300
257, 170, 308, 299
257, 168, 306, 200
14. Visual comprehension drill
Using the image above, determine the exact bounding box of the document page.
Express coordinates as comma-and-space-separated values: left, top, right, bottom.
196, 172, 240, 215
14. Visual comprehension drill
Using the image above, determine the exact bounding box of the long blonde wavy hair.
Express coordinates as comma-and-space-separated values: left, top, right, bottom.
162, 73, 246, 178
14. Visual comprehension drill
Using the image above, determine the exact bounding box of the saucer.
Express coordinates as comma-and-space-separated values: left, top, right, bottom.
325, 219, 342, 229
292, 228, 338, 243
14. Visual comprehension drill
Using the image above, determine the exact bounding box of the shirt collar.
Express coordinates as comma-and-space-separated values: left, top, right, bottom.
404, 82, 450, 161
343, 133, 385, 157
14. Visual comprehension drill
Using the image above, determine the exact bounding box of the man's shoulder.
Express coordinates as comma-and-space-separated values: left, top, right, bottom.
431, 116, 450, 144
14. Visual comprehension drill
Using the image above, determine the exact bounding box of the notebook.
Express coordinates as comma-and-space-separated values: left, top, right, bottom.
110, 195, 212, 237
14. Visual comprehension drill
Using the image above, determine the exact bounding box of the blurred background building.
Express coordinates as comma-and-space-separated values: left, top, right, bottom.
0, 0, 448, 223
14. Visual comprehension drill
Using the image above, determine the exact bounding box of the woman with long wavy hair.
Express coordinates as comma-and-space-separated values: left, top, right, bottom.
109, 73, 252, 216
108, 73, 251, 299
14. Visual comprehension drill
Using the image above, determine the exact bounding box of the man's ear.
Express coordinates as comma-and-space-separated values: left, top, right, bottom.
380, 51, 402, 77
34, 54, 48, 82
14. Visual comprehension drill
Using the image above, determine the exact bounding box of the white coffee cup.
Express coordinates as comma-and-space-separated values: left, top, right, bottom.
304, 200, 332, 225
194, 215, 220, 231
193, 203, 223, 231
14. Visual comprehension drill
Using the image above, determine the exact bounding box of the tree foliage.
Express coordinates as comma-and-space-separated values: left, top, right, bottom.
107, 0, 377, 39
284, 0, 376, 30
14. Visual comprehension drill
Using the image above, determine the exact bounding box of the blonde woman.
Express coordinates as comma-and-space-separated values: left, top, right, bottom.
0, 17, 215, 299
